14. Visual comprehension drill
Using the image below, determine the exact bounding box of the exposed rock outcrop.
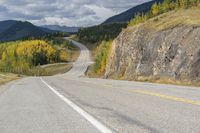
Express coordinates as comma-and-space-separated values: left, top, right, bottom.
105, 10, 200, 81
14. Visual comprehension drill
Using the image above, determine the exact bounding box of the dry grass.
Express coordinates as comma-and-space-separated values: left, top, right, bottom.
136, 76, 200, 87
0, 64, 72, 85
141, 9, 200, 31
42, 64, 72, 76
0, 73, 21, 85
68, 49, 80, 62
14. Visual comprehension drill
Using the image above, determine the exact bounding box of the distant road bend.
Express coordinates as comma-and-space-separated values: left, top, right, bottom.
0, 38, 200, 133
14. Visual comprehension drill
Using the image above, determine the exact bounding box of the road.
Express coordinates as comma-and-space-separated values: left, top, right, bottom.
0, 38, 200, 133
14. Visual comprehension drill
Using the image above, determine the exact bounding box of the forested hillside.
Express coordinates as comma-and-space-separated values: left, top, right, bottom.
0, 20, 17, 33
103, 0, 164, 24
0, 20, 56, 42
42, 25, 79, 33
77, 23, 127, 43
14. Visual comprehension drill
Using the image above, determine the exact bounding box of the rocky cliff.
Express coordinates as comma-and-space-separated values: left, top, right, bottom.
105, 9, 200, 82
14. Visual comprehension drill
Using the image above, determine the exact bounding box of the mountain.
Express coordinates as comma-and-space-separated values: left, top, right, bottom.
77, 23, 127, 43
103, 0, 164, 24
42, 25, 80, 33
105, 9, 200, 82
0, 20, 17, 33
0, 20, 55, 42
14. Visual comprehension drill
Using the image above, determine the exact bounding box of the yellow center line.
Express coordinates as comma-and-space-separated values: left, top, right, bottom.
59, 77, 200, 106
130, 90, 200, 106
104, 84, 113, 87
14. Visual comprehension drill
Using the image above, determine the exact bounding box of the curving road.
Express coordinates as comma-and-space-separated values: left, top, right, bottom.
63, 38, 91, 78
0, 38, 200, 133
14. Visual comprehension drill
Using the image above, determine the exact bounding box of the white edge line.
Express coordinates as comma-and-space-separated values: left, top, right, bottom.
40, 78, 113, 133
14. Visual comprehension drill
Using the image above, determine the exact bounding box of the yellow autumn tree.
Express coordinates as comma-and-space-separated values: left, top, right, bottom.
59, 50, 68, 62
0, 40, 69, 74
151, 3, 160, 16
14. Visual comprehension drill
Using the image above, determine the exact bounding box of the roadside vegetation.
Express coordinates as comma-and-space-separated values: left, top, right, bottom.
87, 41, 112, 77
41, 63, 72, 76
136, 76, 200, 87
0, 38, 78, 76
77, 23, 126, 44
76, 22, 126, 77
0, 73, 21, 85
128, 0, 200, 27
0, 40, 68, 75
45, 37, 80, 62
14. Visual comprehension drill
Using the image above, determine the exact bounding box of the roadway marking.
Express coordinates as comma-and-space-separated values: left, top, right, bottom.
40, 78, 113, 133
104, 84, 113, 87
130, 90, 200, 106
100, 82, 200, 106
90, 81, 200, 106
57, 77, 200, 106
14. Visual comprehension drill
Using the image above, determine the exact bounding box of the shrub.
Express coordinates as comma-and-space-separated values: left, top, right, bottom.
93, 40, 112, 74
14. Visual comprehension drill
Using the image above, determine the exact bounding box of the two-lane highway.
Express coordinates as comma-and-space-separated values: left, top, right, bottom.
0, 38, 200, 133
63, 38, 91, 78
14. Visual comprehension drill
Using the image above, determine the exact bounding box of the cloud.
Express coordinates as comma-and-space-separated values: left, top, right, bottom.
0, 5, 7, 11
0, 0, 151, 26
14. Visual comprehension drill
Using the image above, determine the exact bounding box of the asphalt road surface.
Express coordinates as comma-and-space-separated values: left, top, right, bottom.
0, 38, 200, 133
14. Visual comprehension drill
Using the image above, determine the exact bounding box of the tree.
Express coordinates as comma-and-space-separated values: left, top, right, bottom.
151, 3, 160, 16
128, 13, 148, 26
59, 50, 68, 62
162, 0, 175, 12
177, 0, 189, 8
32, 51, 48, 66
0, 40, 69, 75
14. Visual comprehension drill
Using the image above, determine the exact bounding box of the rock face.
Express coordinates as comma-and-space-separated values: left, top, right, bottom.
105, 23, 200, 81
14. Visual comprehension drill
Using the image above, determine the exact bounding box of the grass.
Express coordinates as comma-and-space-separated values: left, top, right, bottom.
86, 65, 104, 78
41, 63, 73, 76
0, 64, 73, 85
85, 41, 112, 78
0, 73, 22, 85
68, 48, 80, 62
132, 9, 200, 31
135, 76, 200, 87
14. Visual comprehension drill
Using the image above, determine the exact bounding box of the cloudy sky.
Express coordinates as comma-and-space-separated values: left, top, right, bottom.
0, 0, 150, 27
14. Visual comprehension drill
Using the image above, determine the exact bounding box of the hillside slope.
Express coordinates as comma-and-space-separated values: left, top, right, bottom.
42, 25, 79, 33
105, 9, 200, 82
0, 20, 17, 33
103, 0, 164, 24
0, 20, 56, 42
0, 21, 47, 42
